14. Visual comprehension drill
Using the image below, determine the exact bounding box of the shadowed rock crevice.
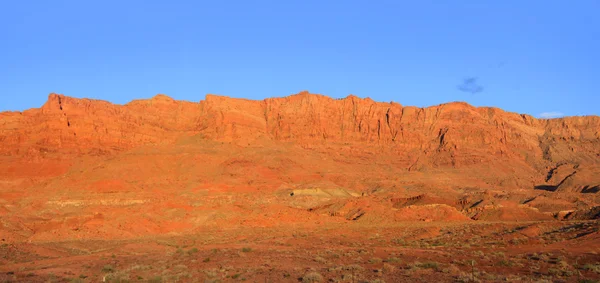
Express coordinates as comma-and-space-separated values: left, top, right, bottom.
535, 185, 558, 192
581, 185, 600, 194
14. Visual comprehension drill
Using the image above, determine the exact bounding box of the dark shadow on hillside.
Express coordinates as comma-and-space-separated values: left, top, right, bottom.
534, 185, 558, 192
582, 185, 600, 194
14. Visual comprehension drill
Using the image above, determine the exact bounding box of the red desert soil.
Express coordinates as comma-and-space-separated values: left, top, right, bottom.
1, 92, 599, 282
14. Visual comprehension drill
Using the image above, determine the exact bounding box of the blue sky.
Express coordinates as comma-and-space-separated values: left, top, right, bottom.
1, 1, 599, 118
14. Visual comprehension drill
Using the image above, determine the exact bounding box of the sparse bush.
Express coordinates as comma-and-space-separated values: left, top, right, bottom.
386, 257, 401, 263
548, 268, 562, 276
557, 260, 570, 269
582, 264, 600, 274
509, 238, 527, 245
203, 257, 211, 262
102, 265, 115, 273
548, 267, 574, 277
496, 260, 514, 267
302, 271, 323, 283
368, 257, 382, 264
412, 261, 440, 271
187, 248, 198, 255
204, 269, 219, 278
420, 262, 440, 270
456, 271, 482, 282
314, 256, 327, 264
382, 263, 395, 273
104, 273, 130, 283
492, 252, 505, 258
241, 247, 252, 253
345, 264, 364, 271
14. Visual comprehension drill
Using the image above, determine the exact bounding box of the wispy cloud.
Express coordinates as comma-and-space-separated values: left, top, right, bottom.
539, 112, 564, 119
457, 77, 484, 94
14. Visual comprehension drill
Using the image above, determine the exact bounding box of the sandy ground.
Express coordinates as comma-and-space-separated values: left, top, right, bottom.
1, 221, 600, 283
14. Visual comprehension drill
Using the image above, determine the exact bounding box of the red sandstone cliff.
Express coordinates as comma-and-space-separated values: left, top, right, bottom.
1, 92, 599, 191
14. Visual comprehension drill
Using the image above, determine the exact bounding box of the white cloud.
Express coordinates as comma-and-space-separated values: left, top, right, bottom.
539, 111, 564, 119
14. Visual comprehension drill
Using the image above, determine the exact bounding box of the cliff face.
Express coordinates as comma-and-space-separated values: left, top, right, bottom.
0, 94, 203, 156
1, 92, 599, 190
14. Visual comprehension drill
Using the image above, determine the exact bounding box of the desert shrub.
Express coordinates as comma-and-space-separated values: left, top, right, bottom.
368, 257, 382, 264
548, 267, 574, 277
314, 256, 327, 264
204, 269, 218, 278
548, 268, 562, 276
496, 260, 514, 267
102, 265, 115, 273
342, 274, 354, 281
455, 271, 481, 282
345, 264, 364, 271
187, 248, 198, 255
382, 263, 395, 273
582, 264, 600, 274
417, 262, 440, 271
104, 273, 130, 283
386, 257, 401, 263
302, 272, 323, 283
203, 257, 211, 262
492, 252, 505, 258
509, 238, 527, 245
557, 260, 570, 269
241, 247, 252, 253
